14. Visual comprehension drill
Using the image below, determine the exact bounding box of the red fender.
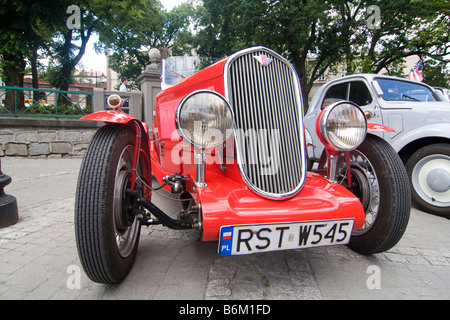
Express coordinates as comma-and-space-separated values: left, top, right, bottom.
80, 110, 133, 123
80, 110, 149, 134
367, 123, 396, 133
81, 111, 152, 197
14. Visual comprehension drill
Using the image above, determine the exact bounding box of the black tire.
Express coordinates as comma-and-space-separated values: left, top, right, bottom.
405, 143, 450, 218
347, 135, 411, 255
75, 124, 142, 284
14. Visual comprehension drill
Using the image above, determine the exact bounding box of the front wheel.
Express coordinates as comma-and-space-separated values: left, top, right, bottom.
75, 124, 147, 284
344, 135, 411, 255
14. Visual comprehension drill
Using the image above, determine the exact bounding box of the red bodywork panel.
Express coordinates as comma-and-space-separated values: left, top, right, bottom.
80, 110, 152, 198
149, 57, 365, 241
150, 146, 365, 241
197, 170, 365, 241
81, 111, 150, 134
367, 123, 396, 133
82, 57, 367, 243
152, 59, 228, 176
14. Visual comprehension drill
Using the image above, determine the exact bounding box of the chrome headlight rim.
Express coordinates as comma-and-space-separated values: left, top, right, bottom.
107, 94, 122, 109
175, 90, 235, 149
318, 101, 367, 152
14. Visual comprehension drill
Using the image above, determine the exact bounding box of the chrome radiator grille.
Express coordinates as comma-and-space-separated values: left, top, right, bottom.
224, 48, 307, 199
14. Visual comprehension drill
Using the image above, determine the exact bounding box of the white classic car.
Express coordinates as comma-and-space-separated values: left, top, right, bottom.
305, 74, 450, 218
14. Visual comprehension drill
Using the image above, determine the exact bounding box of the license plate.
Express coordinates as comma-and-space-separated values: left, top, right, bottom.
218, 219, 354, 256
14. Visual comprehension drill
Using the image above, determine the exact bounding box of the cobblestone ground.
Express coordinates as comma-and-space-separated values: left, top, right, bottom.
0, 158, 449, 300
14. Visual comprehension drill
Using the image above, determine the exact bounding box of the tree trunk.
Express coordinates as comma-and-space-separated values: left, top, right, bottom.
56, 28, 93, 106
290, 54, 311, 113
57, 30, 74, 106
31, 47, 40, 102
3, 53, 26, 114
57, 62, 72, 106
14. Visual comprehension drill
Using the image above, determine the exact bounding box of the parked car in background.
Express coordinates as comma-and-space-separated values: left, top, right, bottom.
305, 74, 450, 218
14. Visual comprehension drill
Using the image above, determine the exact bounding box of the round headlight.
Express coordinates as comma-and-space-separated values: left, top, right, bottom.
316, 101, 367, 152
107, 94, 122, 109
176, 90, 234, 149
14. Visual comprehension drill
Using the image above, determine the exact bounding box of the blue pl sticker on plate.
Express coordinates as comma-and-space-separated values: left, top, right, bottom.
219, 226, 234, 256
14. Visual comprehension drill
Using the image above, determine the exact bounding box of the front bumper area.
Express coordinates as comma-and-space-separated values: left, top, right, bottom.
198, 171, 365, 242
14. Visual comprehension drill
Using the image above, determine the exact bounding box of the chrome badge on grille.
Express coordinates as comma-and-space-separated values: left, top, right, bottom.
253, 54, 273, 67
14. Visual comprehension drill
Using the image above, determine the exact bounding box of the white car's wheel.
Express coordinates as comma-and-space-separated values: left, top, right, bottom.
406, 143, 450, 218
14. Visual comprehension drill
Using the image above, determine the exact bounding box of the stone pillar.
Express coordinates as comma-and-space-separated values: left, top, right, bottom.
0, 159, 18, 228
137, 48, 162, 138
93, 87, 105, 112
129, 90, 142, 120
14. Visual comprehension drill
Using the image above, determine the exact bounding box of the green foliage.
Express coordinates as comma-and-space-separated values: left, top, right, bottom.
25, 103, 92, 117
185, 0, 449, 109
0, 101, 93, 118
423, 59, 450, 88
1, 0, 448, 109
359, 0, 450, 73
0, 0, 70, 76
0, 0, 161, 91
97, 0, 197, 84
40, 67, 75, 89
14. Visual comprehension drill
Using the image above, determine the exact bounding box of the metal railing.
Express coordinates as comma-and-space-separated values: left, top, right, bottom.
0, 86, 93, 119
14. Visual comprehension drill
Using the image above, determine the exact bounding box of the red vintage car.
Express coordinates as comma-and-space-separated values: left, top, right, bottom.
75, 47, 411, 284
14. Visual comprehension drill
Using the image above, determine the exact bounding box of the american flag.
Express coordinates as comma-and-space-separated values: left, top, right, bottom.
408, 60, 423, 82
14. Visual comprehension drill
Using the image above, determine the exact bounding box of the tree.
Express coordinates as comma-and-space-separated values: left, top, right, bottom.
0, 0, 68, 112
185, 0, 450, 110
97, 0, 196, 87
95, 0, 165, 88
359, 0, 450, 74
186, 0, 366, 109
49, 8, 95, 94
46, 1, 111, 100
423, 59, 449, 88
36, 0, 158, 104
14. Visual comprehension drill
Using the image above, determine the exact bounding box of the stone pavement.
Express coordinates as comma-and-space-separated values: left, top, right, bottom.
0, 157, 449, 300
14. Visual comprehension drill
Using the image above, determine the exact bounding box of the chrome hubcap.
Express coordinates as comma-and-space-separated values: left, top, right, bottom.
339, 150, 380, 235
113, 145, 140, 258
412, 154, 450, 207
